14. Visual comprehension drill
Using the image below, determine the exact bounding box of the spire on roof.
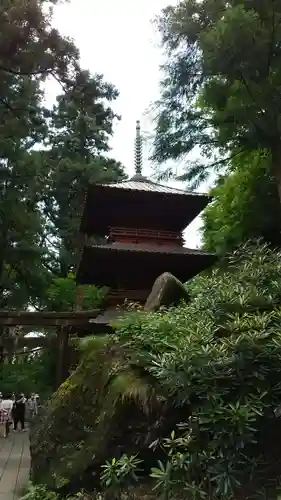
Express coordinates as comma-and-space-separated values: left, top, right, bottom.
134, 120, 142, 175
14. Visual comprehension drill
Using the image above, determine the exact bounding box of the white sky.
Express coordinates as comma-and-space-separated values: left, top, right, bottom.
49, 0, 205, 248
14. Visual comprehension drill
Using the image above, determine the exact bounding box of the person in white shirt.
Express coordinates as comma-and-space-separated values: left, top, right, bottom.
0, 395, 13, 437
27, 393, 38, 420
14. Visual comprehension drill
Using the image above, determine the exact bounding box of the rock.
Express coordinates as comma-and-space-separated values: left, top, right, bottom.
29, 336, 185, 494
144, 272, 190, 312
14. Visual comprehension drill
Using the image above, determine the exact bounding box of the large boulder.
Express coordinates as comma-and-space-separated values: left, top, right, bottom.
29, 336, 185, 494
144, 272, 190, 312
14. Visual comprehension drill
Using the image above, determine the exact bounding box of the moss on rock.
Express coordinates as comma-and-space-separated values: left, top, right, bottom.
30, 335, 181, 493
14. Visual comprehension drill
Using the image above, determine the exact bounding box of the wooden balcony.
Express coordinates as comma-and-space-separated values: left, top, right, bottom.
109, 226, 183, 247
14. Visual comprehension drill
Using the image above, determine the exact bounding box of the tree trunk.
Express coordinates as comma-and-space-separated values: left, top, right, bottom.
0, 326, 4, 371
75, 286, 83, 310
55, 325, 70, 388
272, 143, 281, 202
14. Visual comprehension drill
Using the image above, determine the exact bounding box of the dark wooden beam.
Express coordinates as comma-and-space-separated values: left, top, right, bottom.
0, 309, 101, 326
17, 337, 48, 348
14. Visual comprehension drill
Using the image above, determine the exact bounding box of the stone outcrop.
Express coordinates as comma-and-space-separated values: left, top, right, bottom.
144, 272, 190, 312
29, 336, 185, 494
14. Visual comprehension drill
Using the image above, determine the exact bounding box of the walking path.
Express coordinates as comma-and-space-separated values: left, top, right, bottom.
0, 431, 30, 500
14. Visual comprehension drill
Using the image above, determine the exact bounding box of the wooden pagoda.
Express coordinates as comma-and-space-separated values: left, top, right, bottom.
76, 121, 216, 312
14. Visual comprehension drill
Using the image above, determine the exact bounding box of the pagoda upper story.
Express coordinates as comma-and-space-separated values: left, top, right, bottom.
76, 121, 216, 300
80, 175, 210, 243
80, 122, 210, 240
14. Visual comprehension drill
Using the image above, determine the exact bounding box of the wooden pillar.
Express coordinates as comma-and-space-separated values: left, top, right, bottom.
0, 325, 4, 370
56, 324, 70, 388
76, 285, 83, 310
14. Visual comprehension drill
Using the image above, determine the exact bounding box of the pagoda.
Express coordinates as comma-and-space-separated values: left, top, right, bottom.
76, 121, 216, 312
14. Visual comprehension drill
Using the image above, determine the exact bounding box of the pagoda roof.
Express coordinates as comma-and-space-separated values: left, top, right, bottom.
91, 241, 213, 254
80, 177, 210, 235
76, 242, 216, 287
101, 174, 205, 195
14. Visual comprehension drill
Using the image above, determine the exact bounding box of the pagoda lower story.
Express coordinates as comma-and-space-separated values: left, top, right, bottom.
77, 241, 216, 308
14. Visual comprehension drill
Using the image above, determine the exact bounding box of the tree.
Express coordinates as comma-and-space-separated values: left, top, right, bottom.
202, 150, 281, 254
152, 1, 281, 198
0, 0, 78, 90
0, 348, 56, 397
45, 274, 107, 311
0, 0, 125, 309
0, 77, 49, 309
42, 70, 126, 277
0, 0, 79, 309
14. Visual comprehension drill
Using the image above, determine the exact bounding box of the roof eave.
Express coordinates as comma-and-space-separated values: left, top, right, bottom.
75, 244, 217, 284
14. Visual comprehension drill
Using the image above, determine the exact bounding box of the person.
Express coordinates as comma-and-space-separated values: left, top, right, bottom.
34, 393, 40, 409
27, 393, 38, 420
1, 395, 14, 437
13, 393, 26, 431
26, 395, 33, 420
11, 394, 16, 427
0, 407, 8, 437
0, 395, 13, 438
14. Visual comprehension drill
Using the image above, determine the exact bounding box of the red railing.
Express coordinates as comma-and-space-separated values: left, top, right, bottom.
109, 227, 183, 246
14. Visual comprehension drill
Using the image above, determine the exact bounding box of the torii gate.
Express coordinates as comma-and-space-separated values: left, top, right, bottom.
0, 309, 101, 387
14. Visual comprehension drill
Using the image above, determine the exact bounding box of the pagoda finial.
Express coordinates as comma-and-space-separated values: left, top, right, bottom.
134, 120, 143, 175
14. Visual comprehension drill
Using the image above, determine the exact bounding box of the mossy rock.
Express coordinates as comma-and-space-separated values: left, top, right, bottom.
30, 336, 184, 493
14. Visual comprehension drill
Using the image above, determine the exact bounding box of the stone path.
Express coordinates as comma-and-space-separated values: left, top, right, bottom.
0, 431, 30, 500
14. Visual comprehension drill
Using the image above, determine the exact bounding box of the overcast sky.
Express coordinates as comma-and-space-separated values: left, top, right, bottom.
49, 0, 204, 248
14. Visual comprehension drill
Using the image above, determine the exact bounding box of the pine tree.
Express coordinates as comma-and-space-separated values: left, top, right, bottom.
152, 1, 281, 199
0, 0, 126, 309
42, 70, 126, 277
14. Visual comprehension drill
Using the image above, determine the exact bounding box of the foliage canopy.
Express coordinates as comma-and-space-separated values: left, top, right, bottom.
202, 151, 281, 253
152, 0, 281, 194
0, 0, 125, 310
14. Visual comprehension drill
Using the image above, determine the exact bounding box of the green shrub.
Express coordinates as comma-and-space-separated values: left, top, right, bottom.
100, 454, 143, 495
20, 482, 60, 499
114, 242, 281, 499
46, 274, 107, 312
20, 482, 97, 500
0, 346, 56, 397
32, 242, 281, 499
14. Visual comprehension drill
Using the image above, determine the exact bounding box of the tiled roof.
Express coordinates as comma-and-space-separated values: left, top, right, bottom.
85, 242, 215, 257
101, 175, 206, 196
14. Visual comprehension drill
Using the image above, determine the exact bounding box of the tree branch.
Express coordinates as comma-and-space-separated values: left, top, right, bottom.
0, 64, 53, 77
208, 149, 245, 170
267, 4, 275, 74
42, 259, 60, 276
238, 71, 269, 136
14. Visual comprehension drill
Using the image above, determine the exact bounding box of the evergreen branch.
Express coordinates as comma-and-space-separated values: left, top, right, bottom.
238, 71, 267, 134
0, 64, 52, 77
12, 347, 44, 356
205, 149, 245, 171
42, 259, 60, 276
0, 96, 22, 118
